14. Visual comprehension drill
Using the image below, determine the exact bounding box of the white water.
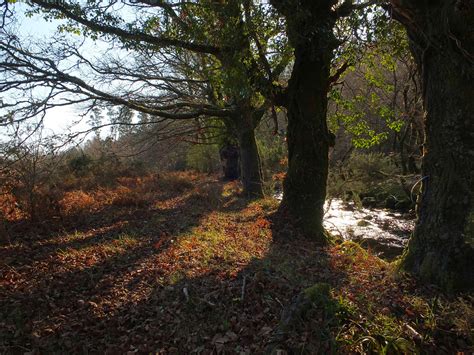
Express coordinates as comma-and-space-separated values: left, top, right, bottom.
324, 199, 413, 245
276, 194, 415, 259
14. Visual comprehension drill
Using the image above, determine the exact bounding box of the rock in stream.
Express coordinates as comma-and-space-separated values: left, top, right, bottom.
323, 199, 415, 260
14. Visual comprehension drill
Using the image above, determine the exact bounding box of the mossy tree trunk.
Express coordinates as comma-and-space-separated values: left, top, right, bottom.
212, 2, 265, 199
231, 108, 264, 199
391, 1, 474, 291
271, 0, 337, 240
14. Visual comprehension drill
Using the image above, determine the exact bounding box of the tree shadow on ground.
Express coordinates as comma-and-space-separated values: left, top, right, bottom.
1, 191, 350, 354
0, 178, 262, 353
2, 186, 469, 354
0, 176, 239, 263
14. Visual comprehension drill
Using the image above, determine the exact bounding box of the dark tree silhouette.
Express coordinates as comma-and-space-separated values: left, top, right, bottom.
389, 0, 474, 291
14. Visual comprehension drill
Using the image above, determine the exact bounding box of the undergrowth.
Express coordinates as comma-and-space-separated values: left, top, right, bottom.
0, 173, 471, 354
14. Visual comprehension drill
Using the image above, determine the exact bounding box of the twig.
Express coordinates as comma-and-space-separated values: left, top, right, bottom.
404, 324, 423, 341
241, 276, 247, 302
199, 298, 216, 307
324, 197, 333, 216
410, 176, 428, 202
323, 220, 346, 239
182, 286, 189, 302
1, 262, 21, 276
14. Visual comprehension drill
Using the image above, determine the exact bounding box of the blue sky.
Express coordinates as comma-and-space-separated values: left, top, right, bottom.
5, 2, 105, 138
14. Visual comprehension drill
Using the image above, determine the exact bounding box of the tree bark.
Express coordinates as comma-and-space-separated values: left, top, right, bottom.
232, 109, 265, 199
282, 46, 333, 240
271, 1, 337, 240
391, 1, 474, 291
219, 144, 240, 180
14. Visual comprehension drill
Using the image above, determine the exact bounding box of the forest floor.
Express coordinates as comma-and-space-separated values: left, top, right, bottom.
0, 172, 472, 354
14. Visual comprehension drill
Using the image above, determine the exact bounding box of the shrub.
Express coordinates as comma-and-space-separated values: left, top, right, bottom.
111, 185, 149, 207
0, 191, 23, 222
186, 144, 221, 173
257, 134, 287, 179
328, 152, 410, 205
59, 190, 97, 216
154, 172, 195, 194
68, 154, 93, 177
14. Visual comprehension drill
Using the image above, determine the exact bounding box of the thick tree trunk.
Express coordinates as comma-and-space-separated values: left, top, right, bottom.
233, 111, 264, 199
392, 2, 474, 291
272, 2, 336, 241
219, 144, 240, 181
281, 45, 334, 240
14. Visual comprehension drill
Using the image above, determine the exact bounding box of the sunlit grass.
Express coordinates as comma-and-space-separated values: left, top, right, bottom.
56, 233, 140, 262
154, 201, 274, 284
1, 174, 472, 353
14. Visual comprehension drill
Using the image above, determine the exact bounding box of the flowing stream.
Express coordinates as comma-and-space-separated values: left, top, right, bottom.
323, 199, 415, 259
276, 194, 415, 260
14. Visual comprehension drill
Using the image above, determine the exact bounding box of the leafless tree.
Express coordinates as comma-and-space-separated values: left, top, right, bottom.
1, 0, 290, 197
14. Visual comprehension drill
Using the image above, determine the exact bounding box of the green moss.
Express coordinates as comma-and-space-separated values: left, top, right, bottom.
303, 283, 354, 321
409, 251, 454, 291
167, 270, 185, 285
418, 251, 436, 281
404, 245, 472, 292
304, 282, 331, 304
338, 240, 369, 258
255, 197, 279, 211
357, 219, 371, 227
